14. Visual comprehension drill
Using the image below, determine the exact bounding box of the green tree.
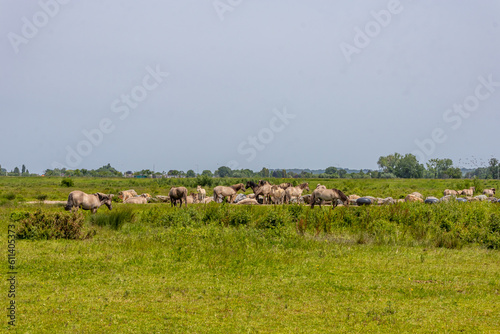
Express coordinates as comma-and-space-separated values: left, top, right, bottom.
394, 154, 424, 178
338, 169, 347, 178
325, 166, 338, 175
22, 164, 26, 174
13, 167, 20, 175
258, 167, 270, 178
443, 167, 462, 179
167, 170, 180, 177
186, 170, 196, 178
216, 166, 232, 178
201, 170, 213, 177
378, 153, 402, 174
489, 158, 499, 179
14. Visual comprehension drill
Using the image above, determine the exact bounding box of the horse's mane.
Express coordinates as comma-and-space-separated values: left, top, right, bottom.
334, 188, 348, 202
246, 181, 258, 188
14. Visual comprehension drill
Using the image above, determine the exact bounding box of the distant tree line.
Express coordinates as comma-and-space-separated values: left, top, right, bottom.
3, 154, 499, 179
0, 164, 33, 176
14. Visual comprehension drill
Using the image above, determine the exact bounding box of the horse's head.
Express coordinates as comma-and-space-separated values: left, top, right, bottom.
246, 181, 256, 189
97, 193, 113, 210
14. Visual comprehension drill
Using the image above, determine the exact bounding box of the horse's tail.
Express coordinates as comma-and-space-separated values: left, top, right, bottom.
65, 193, 74, 211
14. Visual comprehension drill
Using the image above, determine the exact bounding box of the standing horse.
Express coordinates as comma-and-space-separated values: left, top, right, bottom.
310, 188, 348, 208
246, 181, 272, 204
65, 191, 113, 213
213, 183, 246, 203
169, 187, 188, 207
284, 183, 310, 204
196, 185, 206, 201
270, 185, 285, 204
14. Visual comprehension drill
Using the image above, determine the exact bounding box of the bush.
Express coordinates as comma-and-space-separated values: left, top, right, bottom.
257, 209, 289, 229
228, 208, 252, 226
36, 194, 48, 201
60, 178, 74, 187
14, 210, 95, 240
4, 192, 16, 201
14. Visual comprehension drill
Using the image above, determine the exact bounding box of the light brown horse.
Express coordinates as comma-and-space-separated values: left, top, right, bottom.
284, 183, 310, 204
278, 182, 292, 190
196, 185, 206, 201
118, 189, 138, 201
169, 187, 188, 207
213, 183, 246, 203
443, 189, 459, 196
270, 185, 285, 204
65, 191, 113, 213
460, 186, 475, 197
310, 188, 348, 208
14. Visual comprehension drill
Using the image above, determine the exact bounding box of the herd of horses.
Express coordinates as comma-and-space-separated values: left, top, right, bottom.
64, 182, 497, 214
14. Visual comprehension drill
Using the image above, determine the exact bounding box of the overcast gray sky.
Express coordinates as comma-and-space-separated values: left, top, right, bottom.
1, 0, 499, 174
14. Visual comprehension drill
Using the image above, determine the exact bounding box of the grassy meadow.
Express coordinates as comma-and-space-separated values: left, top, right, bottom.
1, 176, 500, 332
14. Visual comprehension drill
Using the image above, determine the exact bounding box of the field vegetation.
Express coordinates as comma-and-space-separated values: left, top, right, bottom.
1, 177, 500, 332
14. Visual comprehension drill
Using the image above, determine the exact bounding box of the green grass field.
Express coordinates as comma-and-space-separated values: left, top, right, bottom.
1, 177, 500, 332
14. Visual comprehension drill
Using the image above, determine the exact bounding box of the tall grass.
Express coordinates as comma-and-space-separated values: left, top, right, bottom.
89, 206, 135, 230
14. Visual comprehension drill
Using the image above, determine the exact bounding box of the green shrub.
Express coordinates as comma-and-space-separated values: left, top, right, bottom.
60, 178, 74, 187
15, 210, 94, 240
36, 194, 48, 201
228, 208, 252, 226
257, 209, 289, 229
4, 192, 16, 200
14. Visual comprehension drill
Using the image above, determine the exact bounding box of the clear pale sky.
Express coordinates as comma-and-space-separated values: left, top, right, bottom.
1, 0, 499, 174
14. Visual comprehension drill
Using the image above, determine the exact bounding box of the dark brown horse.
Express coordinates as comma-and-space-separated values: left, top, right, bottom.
169, 187, 188, 207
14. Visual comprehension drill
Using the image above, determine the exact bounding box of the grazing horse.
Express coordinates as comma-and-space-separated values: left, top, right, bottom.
169, 187, 188, 207
246, 181, 272, 204
443, 189, 459, 197
310, 188, 348, 208
460, 186, 475, 197
213, 183, 246, 203
65, 191, 113, 213
284, 183, 310, 204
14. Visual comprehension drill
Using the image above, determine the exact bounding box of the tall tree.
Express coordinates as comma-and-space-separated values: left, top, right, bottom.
394, 154, 424, 178
258, 167, 270, 178
216, 166, 232, 178
186, 169, 196, 178
489, 158, 499, 179
377, 153, 402, 174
